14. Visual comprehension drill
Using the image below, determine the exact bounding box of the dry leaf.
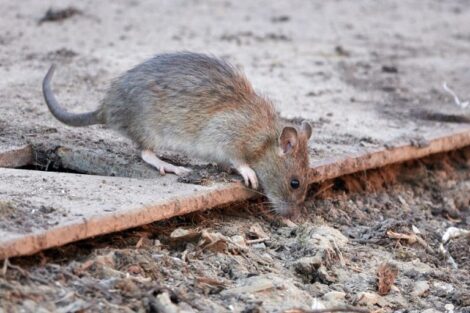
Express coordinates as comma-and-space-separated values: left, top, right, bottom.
203, 239, 228, 253
168, 227, 202, 246
377, 262, 398, 295
199, 230, 229, 253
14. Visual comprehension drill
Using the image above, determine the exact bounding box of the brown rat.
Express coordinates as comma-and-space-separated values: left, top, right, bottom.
42, 52, 312, 216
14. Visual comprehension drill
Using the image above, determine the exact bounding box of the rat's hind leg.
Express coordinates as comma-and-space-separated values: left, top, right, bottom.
141, 150, 191, 176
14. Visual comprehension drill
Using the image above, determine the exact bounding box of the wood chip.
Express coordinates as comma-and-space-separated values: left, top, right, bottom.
169, 228, 202, 246
248, 223, 269, 239
0, 144, 32, 168
386, 230, 417, 244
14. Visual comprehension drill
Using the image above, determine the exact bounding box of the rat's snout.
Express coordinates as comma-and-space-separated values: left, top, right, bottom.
286, 207, 301, 220
273, 202, 301, 219
264, 184, 307, 218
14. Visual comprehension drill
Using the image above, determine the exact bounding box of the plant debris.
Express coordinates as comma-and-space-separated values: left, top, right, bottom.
442, 82, 469, 109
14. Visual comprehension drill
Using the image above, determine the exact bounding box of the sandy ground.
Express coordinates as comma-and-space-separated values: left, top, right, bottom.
1, 0, 470, 312
1, 0, 470, 161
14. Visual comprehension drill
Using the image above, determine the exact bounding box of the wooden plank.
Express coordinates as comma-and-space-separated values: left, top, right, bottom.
0, 144, 32, 168
0, 170, 254, 259
0, 127, 469, 260
309, 128, 470, 182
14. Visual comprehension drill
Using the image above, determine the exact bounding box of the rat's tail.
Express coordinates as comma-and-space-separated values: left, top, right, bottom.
42, 65, 104, 127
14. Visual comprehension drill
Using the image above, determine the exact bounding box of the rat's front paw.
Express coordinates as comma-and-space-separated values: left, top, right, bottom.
235, 164, 258, 189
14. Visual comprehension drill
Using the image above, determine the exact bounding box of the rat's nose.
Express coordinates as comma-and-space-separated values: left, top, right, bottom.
287, 207, 301, 220
278, 205, 300, 220
273, 201, 301, 218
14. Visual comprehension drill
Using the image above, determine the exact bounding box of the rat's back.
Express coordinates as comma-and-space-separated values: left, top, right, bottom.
103, 52, 277, 162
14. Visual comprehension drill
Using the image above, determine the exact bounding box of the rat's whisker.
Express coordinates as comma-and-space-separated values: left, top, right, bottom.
240, 185, 267, 197
259, 201, 276, 206
268, 207, 279, 214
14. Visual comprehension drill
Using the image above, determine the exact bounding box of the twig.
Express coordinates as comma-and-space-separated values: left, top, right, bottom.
1, 258, 8, 276
1, 258, 51, 285
1, 258, 27, 277
246, 237, 269, 244
386, 230, 434, 253
442, 82, 469, 109
415, 235, 434, 254
331, 238, 345, 267
313, 183, 334, 198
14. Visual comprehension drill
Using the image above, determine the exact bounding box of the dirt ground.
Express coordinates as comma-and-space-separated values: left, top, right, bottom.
1, 147, 469, 313
1, 0, 470, 312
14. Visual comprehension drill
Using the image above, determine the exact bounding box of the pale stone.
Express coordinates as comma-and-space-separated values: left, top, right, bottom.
412, 280, 430, 297
322, 291, 346, 307
355, 291, 380, 306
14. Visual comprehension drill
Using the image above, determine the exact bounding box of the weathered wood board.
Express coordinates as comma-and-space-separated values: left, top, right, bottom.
1, 126, 470, 259
0, 144, 32, 168
0, 167, 255, 259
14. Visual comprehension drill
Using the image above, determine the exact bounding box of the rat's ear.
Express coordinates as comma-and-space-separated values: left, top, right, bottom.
279, 126, 298, 154
301, 121, 312, 139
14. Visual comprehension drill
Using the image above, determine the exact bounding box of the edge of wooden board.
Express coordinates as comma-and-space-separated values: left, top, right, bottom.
309, 128, 470, 182
0, 184, 255, 259
0, 144, 32, 168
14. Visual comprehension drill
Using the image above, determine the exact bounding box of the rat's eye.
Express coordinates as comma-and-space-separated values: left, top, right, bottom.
290, 179, 300, 189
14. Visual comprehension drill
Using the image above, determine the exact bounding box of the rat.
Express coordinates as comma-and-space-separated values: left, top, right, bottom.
42, 52, 313, 217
